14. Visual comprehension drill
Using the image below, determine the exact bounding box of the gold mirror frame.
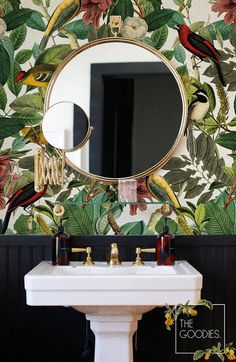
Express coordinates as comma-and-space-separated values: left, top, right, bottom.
44, 37, 188, 183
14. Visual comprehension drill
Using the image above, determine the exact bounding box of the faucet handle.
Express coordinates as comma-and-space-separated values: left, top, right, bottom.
133, 247, 156, 266
71, 247, 95, 266
107, 242, 122, 265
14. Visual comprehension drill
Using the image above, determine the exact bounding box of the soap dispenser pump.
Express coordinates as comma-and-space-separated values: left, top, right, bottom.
52, 204, 70, 266
157, 205, 175, 266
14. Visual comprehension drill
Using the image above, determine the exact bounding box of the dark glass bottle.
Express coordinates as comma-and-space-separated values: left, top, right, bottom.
52, 219, 70, 265
157, 217, 175, 265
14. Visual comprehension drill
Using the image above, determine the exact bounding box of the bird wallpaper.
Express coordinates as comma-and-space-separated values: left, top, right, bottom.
0, 0, 236, 236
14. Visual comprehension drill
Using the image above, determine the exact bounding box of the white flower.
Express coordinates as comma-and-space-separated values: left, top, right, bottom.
0, 18, 7, 35
121, 17, 148, 39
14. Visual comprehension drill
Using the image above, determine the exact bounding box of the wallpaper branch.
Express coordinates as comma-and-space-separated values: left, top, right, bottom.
0, 0, 236, 236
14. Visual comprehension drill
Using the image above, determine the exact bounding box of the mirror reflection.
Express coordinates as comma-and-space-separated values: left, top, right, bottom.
45, 39, 187, 181
42, 102, 90, 151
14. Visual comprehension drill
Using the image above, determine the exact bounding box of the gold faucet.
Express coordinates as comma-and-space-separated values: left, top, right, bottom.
71, 247, 94, 266
107, 242, 122, 265
133, 247, 156, 266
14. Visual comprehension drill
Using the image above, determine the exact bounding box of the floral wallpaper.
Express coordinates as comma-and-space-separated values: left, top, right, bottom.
0, 0, 236, 236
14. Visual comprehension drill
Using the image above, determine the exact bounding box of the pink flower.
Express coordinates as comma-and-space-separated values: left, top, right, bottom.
211, 0, 236, 25
129, 179, 153, 216
0, 156, 20, 210
81, 0, 112, 28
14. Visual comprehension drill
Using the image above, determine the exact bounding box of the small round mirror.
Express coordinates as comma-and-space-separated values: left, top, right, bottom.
42, 101, 92, 152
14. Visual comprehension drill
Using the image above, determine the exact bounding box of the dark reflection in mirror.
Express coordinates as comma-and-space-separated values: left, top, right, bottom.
42, 102, 89, 151
89, 62, 183, 178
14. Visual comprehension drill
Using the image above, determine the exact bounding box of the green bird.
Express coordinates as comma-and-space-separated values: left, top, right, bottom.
40, 0, 81, 51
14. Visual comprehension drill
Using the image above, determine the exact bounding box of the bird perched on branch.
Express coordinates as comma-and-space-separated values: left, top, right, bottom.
39, 0, 81, 51
176, 24, 226, 87
185, 89, 210, 158
1, 182, 47, 234
16, 64, 57, 87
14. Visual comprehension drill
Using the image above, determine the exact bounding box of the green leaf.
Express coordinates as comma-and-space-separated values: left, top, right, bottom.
196, 133, 208, 163
228, 117, 236, 127
15, 49, 32, 64
205, 201, 234, 234
56, 189, 71, 202
18, 156, 34, 170
155, 216, 178, 234
10, 93, 44, 114
14, 214, 36, 234
0, 44, 10, 85
0, 36, 14, 65
197, 191, 213, 205
215, 189, 236, 228
59, 20, 91, 40
121, 221, 147, 235
176, 64, 188, 75
96, 204, 123, 235
0, 117, 25, 139
109, 0, 134, 20
207, 20, 233, 41
9, 24, 27, 50
176, 206, 195, 220
174, 44, 186, 64
151, 25, 168, 50
4, 8, 33, 30
7, 61, 22, 96
193, 350, 205, 360
202, 82, 216, 112
145, 9, 175, 32
162, 157, 190, 170
209, 181, 225, 190
35, 44, 71, 65
26, 10, 46, 31
173, 0, 184, 6
167, 11, 185, 29
216, 132, 236, 150
195, 203, 205, 226
11, 112, 42, 125
0, 84, 7, 111
190, 21, 205, 33
12, 134, 28, 150
164, 169, 195, 186
32, 0, 43, 5
32, 42, 41, 60
185, 184, 206, 199
63, 204, 93, 235
161, 50, 174, 60
34, 205, 54, 221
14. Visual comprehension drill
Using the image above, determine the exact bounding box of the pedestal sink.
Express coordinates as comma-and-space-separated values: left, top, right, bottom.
24, 261, 202, 362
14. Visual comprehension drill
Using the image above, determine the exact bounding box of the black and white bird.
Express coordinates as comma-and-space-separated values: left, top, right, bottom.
185, 89, 210, 157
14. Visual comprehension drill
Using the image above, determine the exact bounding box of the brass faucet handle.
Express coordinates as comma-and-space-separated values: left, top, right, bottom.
107, 242, 122, 265
133, 247, 156, 266
71, 247, 94, 266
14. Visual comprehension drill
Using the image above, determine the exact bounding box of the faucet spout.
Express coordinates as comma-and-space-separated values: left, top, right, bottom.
107, 242, 122, 266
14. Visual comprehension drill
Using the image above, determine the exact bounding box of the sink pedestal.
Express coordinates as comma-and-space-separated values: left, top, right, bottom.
74, 306, 155, 362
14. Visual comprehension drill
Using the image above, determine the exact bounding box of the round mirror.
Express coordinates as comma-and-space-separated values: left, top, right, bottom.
42, 101, 92, 152
45, 38, 188, 182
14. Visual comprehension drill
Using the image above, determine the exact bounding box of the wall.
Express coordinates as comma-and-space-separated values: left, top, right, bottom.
0, 0, 236, 237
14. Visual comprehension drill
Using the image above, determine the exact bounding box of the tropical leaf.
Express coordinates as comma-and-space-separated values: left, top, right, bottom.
155, 217, 178, 234
216, 132, 236, 150
185, 184, 206, 199
167, 11, 185, 29
96, 204, 123, 235
195, 203, 205, 226
161, 50, 174, 60
197, 191, 213, 205
162, 157, 190, 170
205, 201, 234, 234
63, 203, 93, 235
15, 49, 32, 64
151, 25, 168, 50
207, 20, 233, 41
0, 36, 14, 65
26, 10, 45, 31
10, 93, 44, 114
35, 44, 71, 65
202, 83, 216, 112
11, 112, 42, 125
34, 205, 54, 221
121, 221, 148, 235
4, 8, 33, 30
145, 9, 175, 32
9, 24, 27, 50
18, 156, 34, 170
0, 84, 7, 111
56, 189, 71, 201
215, 190, 236, 228
108, 0, 133, 20
59, 20, 91, 40
14, 214, 36, 234
0, 44, 10, 85
12, 135, 28, 150
0, 117, 25, 139
7, 61, 22, 96
174, 44, 186, 64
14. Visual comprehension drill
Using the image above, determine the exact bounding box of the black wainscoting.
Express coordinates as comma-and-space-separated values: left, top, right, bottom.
0, 235, 236, 362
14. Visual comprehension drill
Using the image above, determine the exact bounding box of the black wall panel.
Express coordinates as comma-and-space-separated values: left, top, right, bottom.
0, 235, 235, 362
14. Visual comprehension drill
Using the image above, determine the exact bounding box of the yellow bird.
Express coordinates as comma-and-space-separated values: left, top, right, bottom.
40, 0, 81, 51
16, 64, 57, 87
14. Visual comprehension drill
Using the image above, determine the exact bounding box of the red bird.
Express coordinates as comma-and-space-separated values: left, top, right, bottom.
176, 24, 226, 87
1, 182, 47, 234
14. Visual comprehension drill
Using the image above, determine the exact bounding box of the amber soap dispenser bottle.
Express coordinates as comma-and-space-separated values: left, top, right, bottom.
157, 217, 175, 266
52, 204, 70, 266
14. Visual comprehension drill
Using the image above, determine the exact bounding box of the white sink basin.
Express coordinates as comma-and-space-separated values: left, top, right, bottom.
24, 260, 202, 362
